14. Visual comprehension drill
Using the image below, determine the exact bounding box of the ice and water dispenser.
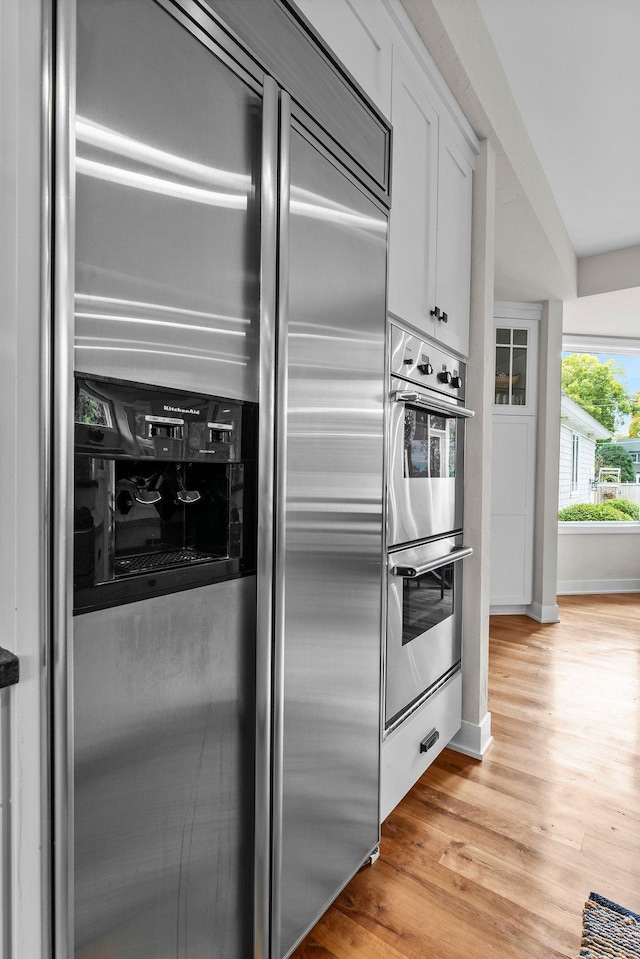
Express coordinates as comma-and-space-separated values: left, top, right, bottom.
73, 375, 257, 611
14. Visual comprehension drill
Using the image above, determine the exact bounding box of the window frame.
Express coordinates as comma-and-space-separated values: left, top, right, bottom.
570, 431, 580, 496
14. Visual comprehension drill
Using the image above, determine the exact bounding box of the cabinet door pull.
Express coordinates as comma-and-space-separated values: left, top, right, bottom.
430, 306, 441, 319
442, 311, 448, 323
419, 727, 440, 753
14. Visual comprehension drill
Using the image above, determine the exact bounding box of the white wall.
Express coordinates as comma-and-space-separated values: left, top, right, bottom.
558, 425, 596, 510
578, 244, 640, 297
558, 524, 640, 594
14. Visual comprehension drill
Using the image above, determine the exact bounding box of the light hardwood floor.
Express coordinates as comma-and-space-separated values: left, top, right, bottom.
290, 594, 640, 959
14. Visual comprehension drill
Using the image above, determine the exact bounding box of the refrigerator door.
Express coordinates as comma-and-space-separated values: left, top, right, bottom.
275, 122, 387, 958
61, 2, 267, 957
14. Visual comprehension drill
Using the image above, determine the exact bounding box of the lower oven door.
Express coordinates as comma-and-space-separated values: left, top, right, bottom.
385, 537, 472, 729
387, 377, 474, 547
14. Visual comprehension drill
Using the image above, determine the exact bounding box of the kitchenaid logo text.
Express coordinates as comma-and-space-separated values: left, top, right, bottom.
164, 404, 199, 415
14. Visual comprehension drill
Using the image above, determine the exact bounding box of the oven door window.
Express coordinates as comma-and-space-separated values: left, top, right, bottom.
404, 409, 456, 479
402, 562, 454, 646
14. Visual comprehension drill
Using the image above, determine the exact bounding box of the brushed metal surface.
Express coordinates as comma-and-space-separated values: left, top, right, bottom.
255, 76, 279, 959
74, 0, 260, 401
387, 373, 466, 547
386, 538, 463, 727
73, 577, 256, 958
387, 324, 470, 547
389, 323, 467, 401
66, 4, 263, 957
278, 127, 386, 958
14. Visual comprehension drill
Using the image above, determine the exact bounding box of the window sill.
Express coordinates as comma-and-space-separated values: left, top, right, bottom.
558, 522, 640, 534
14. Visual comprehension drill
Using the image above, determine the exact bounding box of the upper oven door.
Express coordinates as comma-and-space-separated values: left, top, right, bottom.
387, 377, 474, 547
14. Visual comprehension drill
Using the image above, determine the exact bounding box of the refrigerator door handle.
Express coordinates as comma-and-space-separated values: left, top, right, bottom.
270, 87, 292, 959
255, 75, 279, 959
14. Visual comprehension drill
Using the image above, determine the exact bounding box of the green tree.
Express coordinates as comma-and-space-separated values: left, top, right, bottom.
594, 443, 636, 483
561, 354, 633, 432
627, 391, 640, 437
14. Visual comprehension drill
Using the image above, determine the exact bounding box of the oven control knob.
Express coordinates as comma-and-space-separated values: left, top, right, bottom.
417, 362, 434, 376
438, 370, 452, 384
451, 375, 463, 389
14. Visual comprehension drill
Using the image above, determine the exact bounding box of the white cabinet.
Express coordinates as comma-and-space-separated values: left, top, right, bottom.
490, 305, 541, 611
434, 129, 473, 356
388, 53, 473, 356
387, 50, 438, 336
295, 0, 477, 357
380, 671, 461, 822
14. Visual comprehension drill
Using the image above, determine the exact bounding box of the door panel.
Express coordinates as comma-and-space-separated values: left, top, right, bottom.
434, 133, 472, 356
387, 50, 438, 336
69, 4, 261, 957
279, 127, 386, 957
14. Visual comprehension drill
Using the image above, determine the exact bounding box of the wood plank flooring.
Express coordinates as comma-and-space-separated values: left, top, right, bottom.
290, 594, 640, 959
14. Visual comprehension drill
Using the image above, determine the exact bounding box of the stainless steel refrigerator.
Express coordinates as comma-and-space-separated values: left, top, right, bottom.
52, 2, 390, 957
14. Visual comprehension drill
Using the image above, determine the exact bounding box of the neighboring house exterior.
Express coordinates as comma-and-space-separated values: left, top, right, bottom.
613, 437, 640, 482
558, 393, 612, 509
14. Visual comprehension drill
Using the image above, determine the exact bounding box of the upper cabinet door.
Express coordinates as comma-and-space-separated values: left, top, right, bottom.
388, 50, 438, 337
434, 130, 473, 357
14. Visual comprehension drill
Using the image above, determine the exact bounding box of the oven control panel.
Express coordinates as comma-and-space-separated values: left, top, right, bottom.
390, 324, 466, 401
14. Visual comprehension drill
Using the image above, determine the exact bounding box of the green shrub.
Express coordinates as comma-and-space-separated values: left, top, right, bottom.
557, 502, 631, 522
595, 443, 636, 483
609, 498, 640, 520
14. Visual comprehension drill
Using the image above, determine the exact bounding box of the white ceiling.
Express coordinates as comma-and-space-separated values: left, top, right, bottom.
476, 0, 640, 259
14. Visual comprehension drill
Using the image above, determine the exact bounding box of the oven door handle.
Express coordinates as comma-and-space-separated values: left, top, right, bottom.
391, 390, 475, 419
391, 545, 474, 578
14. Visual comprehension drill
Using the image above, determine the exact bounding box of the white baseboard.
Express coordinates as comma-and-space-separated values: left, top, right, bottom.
526, 602, 560, 623
489, 605, 527, 615
557, 579, 640, 595
448, 714, 493, 760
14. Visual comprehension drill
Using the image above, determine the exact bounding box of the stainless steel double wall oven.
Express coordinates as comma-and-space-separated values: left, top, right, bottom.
386, 323, 474, 729
52, 2, 390, 958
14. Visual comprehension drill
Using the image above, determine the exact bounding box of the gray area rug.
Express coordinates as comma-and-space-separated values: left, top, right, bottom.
581, 892, 640, 958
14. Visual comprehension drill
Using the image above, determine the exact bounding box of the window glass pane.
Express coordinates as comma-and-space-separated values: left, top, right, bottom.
511, 346, 527, 405
495, 345, 511, 404
496, 328, 510, 345
513, 329, 528, 346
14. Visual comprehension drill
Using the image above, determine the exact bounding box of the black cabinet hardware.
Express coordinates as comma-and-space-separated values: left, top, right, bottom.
419, 727, 439, 753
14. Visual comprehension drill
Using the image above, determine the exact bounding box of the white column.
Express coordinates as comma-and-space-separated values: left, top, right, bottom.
0, 0, 48, 956
449, 139, 495, 760
527, 300, 563, 623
